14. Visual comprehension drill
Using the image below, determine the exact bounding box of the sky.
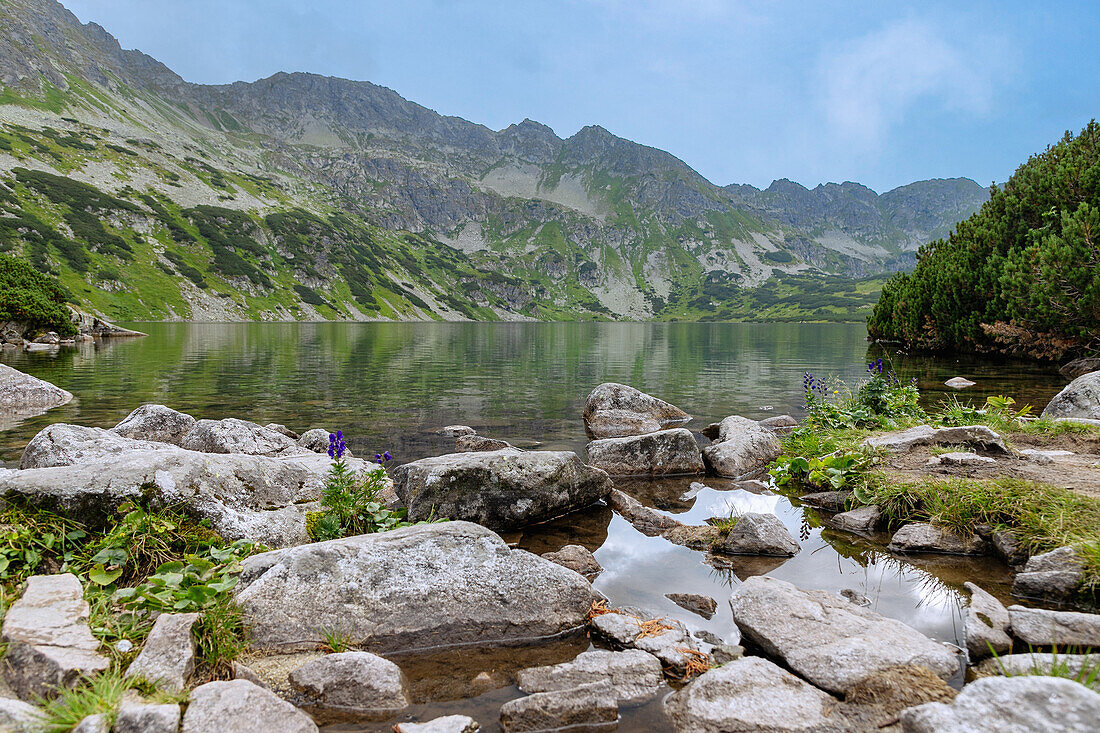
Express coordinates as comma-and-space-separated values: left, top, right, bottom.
63, 0, 1100, 193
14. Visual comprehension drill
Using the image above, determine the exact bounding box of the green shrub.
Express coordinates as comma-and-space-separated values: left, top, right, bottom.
0, 254, 76, 335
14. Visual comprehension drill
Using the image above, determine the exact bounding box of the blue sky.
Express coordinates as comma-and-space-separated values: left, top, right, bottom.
64, 0, 1100, 193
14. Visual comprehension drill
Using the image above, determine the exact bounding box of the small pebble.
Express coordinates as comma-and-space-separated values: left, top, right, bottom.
116, 639, 133, 653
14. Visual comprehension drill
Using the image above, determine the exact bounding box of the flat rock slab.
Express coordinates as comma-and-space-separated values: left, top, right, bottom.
182, 679, 318, 733
862, 425, 1007, 454
499, 681, 617, 733
729, 576, 959, 694
288, 651, 409, 714
1018, 448, 1075, 464
935, 452, 996, 466
395, 716, 480, 733
1010, 546, 1085, 602
1007, 605, 1100, 647
1041, 370, 1100, 420
899, 676, 1100, 732
586, 428, 703, 476
701, 416, 781, 479
583, 382, 690, 439
126, 612, 199, 692
516, 649, 662, 706
887, 523, 985, 555
391, 449, 612, 530
711, 513, 800, 556
1, 573, 109, 699
963, 582, 1010, 659
235, 522, 593, 653
664, 656, 843, 733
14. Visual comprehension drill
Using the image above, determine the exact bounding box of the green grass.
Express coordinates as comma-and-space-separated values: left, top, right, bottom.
987, 647, 1100, 690
33, 670, 135, 732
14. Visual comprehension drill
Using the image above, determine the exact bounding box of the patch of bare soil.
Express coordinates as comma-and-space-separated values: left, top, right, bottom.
881, 433, 1100, 499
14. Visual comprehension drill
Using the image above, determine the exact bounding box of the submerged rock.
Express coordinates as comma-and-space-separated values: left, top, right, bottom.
499, 682, 617, 733
516, 649, 662, 706
862, 425, 1007, 454
392, 449, 612, 530
1007, 605, 1100, 647
288, 651, 410, 714
582, 382, 690, 439
395, 717, 480, 733
1041, 370, 1100, 420
701, 416, 782, 479
1011, 546, 1085, 602
887, 523, 986, 555
182, 679, 318, 733
664, 656, 841, 733
944, 377, 976, 389
235, 522, 593, 652
110, 404, 197, 445
541, 545, 602, 577
180, 418, 307, 456
1, 574, 110, 700
963, 582, 1011, 660
899, 676, 1100, 732
729, 576, 959, 694
585, 428, 703, 476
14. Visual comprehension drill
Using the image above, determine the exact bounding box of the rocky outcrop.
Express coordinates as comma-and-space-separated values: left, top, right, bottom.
899, 676, 1100, 732
499, 682, 617, 733
541, 545, 602, 577
126, 612, 199, 692
729, 576, 959, 694
585, 428, 703, 476
234, 522, 593, 652
1007, 605, 1100, 647
110, 404, 197, 445
963, 583, 1011, 660
861, 425, 1007, 454
1011, 546, 1085, 602
182, 679, 318, 733
0, 363, 73, 413
664, 656, 842, 733
1, 574, 110, 700
582, 383, 690, 439
701, 416, 782, 479
887, 523, 986, 555
1041, 370, 1100, 420
391, 449, 612, 529
179, 418, 307, 456
516, 649, 662, 706
288, 652, 410, 714
711, 513, 800, 556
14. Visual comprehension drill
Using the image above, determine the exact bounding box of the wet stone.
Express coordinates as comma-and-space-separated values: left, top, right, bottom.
828, 505, 881, 533
887, 523, 986, 555
499, 682, 618, 733
516, 649, 662, 706
541, 545, 602, 577
395, 716, 481, 733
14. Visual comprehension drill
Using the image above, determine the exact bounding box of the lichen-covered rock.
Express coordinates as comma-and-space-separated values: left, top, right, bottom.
701, 416, 781, 479
1011, 546, 1085, 602
1041, 370, 1100, 420
180, 418, 307, 456
862, 425, 1007, 454
1007, 605, 1100, 647
110, 404, 196, 445
899, 676, 1100, 732
541, 545, 602, 577
391, 449, 612, 529
664, 656, 842, 733
182, 680, 318, 733
963, 583, 1010, 660
0, 363, 72, 412
586, 428, 703, 476
126, 612, 199, 692
712, 513, 800, 556
288, 651, 409, 714
499, 682, 617, 733
1, 574, 109, 700
516, 649, 662, 706
582, 383, 690, 439
235, 522, 593, 652
887, 523, 986, 555
729, 576, 959, 694
455, 435, 513, 452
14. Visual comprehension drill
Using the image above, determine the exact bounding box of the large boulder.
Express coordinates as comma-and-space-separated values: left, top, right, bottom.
288, 651, 409, 715
861, 425, 1007, 454
1, 574, 110, 700
711, 513, 800, 556
899, 676, 1100, 732
110, 404, 196, 445
729, 576, 959, 694
391, 449, 612, 530
664, 656, 843, 733
585, 428, 703, 476
516, 649, 662, 706
2, 424, 386, 547
582, 383, 690, 439
1007, 605, 1100, 647
180, 418, 307, 456
234, 522, 593, 653
701, 416, 781, 479
182, 680, 318, 733
1042, 370, 1100, 420
0, 363, 72, 412
1011, 546, 1085, 602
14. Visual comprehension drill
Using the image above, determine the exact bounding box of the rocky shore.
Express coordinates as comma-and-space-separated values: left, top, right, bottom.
0, 368, 1098, 731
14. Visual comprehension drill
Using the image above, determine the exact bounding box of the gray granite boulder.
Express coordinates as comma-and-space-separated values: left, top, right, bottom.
499, 682, 617, 733
1, 574, 109, 700
712, 513, 800, 556
899, 676, 1100, 732
1011, 546, 1085, 602
288, 651, 409, 714
516, 649, 662, 706
541, 545, 602, 577
19, 423, 179, 469
1007, 605, 1100, 647
234, 522, 593, 653
888, 523, 986, 555
391, 449, 612, 530
664, 656, 842, 733
0, 363, 72, 413
180, 418, 307, 456
455, 435, 513, 452
126, 612, 199, 692
701, 416, 781, 479
297, 428, 332, 453
0, 696, 41, 730
729, 576, 959, 694
586, 428, 704, 476
110, 404, 196, 445
862, 425, 1007, 454
963, 583, 1011, 660
182, 679, 318, 733
582, 382, 690, 439
828, 505, 881, 533
1041, 370, 1100, 420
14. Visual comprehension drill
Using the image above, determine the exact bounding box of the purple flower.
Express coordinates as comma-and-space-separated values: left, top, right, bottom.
328, 432, 347, 459
383, 451, 392, 461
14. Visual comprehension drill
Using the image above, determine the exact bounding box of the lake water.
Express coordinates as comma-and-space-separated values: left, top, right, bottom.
0, 322, 1070, 731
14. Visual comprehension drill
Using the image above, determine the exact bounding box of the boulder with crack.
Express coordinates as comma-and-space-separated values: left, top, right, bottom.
585, 428, 703, 477
582, 382, 690, 439
701, 416, 781, 479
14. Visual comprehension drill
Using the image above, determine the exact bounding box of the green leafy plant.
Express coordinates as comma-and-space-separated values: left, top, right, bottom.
0, 504, 86, 584
112, 541, 255, 613
801, 360, 924, 431
771, 451, 868, 491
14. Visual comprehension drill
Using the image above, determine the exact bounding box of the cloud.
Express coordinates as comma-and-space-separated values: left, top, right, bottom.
817, 18, 998, 149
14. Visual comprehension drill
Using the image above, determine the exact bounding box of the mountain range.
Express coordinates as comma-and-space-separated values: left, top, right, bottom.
0, 0, 989, 322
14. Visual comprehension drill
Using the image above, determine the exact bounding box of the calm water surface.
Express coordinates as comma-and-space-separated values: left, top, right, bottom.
0, 322, 1068, 731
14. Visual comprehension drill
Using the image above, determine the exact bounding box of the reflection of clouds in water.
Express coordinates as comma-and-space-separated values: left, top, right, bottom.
702, 491, 781, 518
591, 514, 682, 587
